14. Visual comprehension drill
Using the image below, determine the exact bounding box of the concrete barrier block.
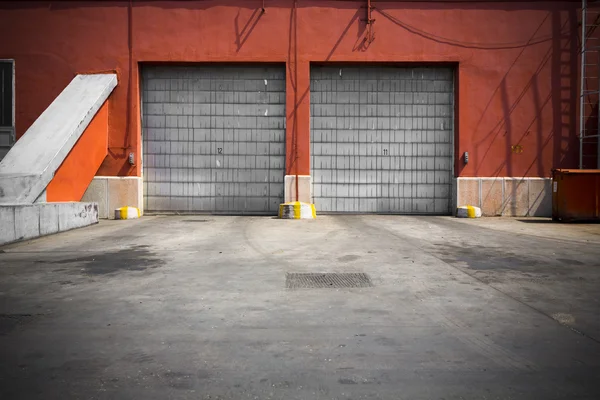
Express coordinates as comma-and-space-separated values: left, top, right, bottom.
40, 203, 59, 236
1, 202, 99, 246
14, 205, 40, 241
0, 207, 16, 244
58, 203, 98, 231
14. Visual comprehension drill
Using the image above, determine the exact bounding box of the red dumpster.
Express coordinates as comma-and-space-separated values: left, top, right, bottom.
552, 169, 600, 222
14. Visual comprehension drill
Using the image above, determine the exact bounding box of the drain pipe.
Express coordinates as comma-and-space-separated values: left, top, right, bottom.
126, 0, 134, 153
580, 0, 586, 169
366, 0, 375, 44
293, 0, 299, 201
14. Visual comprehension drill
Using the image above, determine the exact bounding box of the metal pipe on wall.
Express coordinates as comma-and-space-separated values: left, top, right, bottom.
127, 0, 133, 151
580, 0, 586, 169
366, 0, 375, 44
294, 0, 299, 201
597, 7, 600, 168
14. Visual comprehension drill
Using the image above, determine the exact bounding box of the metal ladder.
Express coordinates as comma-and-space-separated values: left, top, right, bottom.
580, 0, 600, 168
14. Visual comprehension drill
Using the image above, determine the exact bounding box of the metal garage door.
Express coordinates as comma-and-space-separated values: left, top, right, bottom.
310, 65, 454, 214
142, 65, 286, 214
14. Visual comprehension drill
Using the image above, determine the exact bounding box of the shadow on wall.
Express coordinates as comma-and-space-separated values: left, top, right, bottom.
462, 8, 579, 217
467, 8, 578, 182
366, 4, 579, 216
234, 7, 264, 51
1, 0, 584, 187
373, 5, 579, 179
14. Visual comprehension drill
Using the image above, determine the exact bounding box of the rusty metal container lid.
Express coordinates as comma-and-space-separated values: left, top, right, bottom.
552, 169, 600, 174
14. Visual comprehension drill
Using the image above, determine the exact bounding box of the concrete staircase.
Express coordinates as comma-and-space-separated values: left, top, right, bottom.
0, 74, 117, 245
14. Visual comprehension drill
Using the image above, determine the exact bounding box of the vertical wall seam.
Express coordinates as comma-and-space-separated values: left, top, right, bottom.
456, 178, 460, 208
501, 177, 505, 216
12, 207, 16, 241
105, 178, 109, 219
525, 178, 529, 217
478, 178, 482, 208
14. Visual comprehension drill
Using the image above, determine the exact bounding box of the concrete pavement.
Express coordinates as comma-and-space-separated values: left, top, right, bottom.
0, 216, 599, 399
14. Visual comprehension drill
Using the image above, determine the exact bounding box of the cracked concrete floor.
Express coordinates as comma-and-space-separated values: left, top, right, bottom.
0, 215, 599, 399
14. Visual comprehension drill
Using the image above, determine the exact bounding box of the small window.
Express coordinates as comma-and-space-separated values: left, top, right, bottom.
0, 60, 13, 128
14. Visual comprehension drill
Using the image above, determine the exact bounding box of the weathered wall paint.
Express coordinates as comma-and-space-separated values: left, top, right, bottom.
46, 102, 109, 202
0, 1, 581, 178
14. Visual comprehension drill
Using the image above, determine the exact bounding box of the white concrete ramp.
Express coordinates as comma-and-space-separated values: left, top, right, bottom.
0, 74, 117, 204
0, 74, 117, 245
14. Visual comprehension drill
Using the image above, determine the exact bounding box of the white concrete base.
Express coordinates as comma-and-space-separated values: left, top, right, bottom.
81, 176, 143, 219
457, 177, 551, 217
284, 175, 312, 204
0, 202, 98, 246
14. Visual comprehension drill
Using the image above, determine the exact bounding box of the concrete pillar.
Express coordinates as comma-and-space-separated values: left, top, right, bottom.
285, 57, 311, 203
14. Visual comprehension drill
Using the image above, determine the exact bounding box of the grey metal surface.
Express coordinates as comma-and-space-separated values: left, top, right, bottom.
0, 127, 13, 162
0, 74, 117, 204
285, 272, 373, 289
310, 66, 454, 214
0, 61, 14, 162
142, 65, 286, 214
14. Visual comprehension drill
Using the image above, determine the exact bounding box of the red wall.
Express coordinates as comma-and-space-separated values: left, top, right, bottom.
0, 0, 581, 178
46, 101, 109, 202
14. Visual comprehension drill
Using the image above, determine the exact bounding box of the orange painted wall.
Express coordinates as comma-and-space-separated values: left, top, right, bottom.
46, 102, 109, 202
0, 1, 582, 178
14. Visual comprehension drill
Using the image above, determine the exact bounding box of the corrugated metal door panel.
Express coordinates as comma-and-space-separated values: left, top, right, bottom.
310, 66, 454, 214
0, 61, 14, 162
142, 65, 286, 214
0, 127, 13, 161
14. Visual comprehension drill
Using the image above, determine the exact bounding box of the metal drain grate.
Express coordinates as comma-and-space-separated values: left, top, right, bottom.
286, 273, 373, 289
